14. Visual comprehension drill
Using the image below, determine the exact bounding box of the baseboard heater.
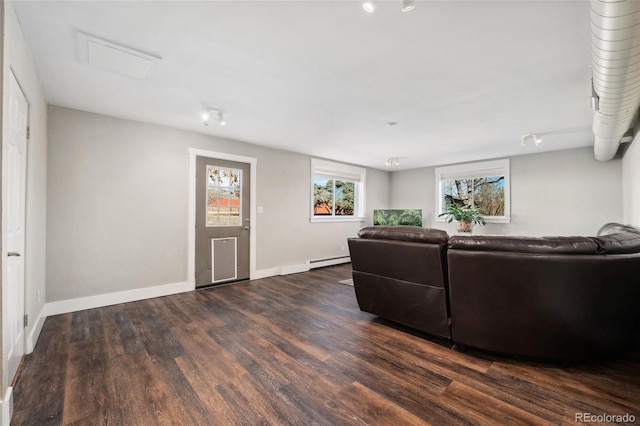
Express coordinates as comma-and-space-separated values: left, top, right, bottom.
308, 255, 351, 269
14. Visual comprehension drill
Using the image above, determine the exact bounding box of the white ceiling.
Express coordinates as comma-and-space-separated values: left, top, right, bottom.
11, 0, 594, 170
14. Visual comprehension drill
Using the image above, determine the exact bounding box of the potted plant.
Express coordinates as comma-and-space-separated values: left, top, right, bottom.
438, 204, 486, 233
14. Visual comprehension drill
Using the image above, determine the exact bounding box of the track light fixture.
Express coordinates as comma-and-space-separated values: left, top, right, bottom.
385, 157, 400, 167
362, 0, 376, 13
201, 107, 226, 127
520, 134, 542, 146
363, 0, 415, 13
402, 0, 415, 12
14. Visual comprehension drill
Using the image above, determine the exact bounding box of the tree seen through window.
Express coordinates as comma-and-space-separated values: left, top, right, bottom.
443, 176, 505, 216
313, 177, 355, 216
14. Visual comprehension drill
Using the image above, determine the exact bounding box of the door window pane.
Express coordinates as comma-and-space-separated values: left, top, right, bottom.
206, 166, 242, 226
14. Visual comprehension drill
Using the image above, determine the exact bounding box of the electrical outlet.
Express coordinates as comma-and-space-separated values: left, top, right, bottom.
341, 245, 345, 252
37, 290, 40, 303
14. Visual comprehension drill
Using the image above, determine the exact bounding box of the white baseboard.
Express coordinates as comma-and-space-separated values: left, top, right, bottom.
252, 267, 280, 280
42, 258, 350, 318
45, 281, 195, 316
280, 263, 310, 275
308, 256, 351, 269
253, 264, 310, 278
253, 259, 350, 280
1, 386, 13, 426
26, 306, 47, 354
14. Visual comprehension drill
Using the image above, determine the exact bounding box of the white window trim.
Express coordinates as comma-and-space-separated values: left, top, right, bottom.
310, 158, 366, 223
435, 159, 510, 224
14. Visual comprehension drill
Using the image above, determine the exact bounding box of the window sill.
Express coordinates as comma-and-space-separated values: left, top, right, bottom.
310, 217, 366, 223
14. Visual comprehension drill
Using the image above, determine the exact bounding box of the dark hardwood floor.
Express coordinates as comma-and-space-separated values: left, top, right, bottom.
12, 264, 640, 425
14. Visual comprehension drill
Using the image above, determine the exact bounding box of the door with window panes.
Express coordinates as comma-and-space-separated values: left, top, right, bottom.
195, 156, 250, 287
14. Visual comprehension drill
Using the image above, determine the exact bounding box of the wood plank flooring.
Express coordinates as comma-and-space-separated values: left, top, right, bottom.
12, 264, 640, 425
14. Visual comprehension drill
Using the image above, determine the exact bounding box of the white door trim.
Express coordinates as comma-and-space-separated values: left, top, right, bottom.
188, 148, 257, 284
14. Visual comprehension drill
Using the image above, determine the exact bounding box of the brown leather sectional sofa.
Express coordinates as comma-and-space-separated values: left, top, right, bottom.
347, 223, 640, 361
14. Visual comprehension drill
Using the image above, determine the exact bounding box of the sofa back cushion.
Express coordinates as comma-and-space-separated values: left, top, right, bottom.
357, 226, 449, 244
349, 227, 448, 287
448, 235, 598, 254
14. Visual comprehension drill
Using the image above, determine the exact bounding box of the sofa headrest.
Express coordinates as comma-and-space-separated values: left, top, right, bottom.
597, 222, 640, 236
448, 235, 599, 254
591, 223, 640, 254
357, 226, 449, 244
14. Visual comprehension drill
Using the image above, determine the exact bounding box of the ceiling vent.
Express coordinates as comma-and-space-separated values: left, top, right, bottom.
77, 32, 161, 80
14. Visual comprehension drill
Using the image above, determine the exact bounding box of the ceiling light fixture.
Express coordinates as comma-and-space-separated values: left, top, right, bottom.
217, 111, 227, 126
362, 0, 376, 13
521, 134, 543, 146
201, 107, 226, 127
401, 0, 415, 12
385, 157, 400, 167
363, 0, 415, 13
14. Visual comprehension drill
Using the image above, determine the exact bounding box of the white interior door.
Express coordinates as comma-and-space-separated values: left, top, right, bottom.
3, 71, 28, 385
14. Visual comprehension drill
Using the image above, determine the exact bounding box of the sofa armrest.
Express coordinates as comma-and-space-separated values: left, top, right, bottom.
597, 222, 640, 236
593, 230, 640, 254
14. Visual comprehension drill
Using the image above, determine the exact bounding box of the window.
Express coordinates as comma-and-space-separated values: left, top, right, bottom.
207, 165, 242, 226
435, 159, 510, 223
311, 159, 366, 222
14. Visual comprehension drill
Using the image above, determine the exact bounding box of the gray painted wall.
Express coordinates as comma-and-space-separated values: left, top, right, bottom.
622, 137, 640, 227
47, 106, 389, 302
391, 147, 622, 236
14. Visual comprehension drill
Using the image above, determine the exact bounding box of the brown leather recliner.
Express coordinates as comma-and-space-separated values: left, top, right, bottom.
447, 226, 640, 361
348, 226, 451, 338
